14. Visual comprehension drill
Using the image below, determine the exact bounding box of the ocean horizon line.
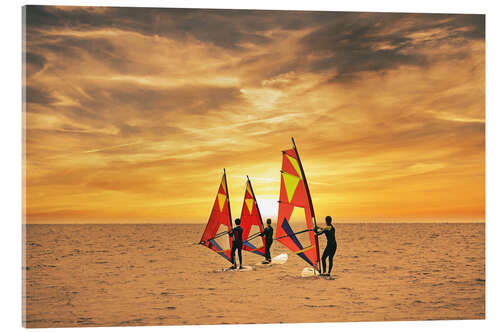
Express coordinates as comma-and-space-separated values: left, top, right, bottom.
23, 220, 486, 225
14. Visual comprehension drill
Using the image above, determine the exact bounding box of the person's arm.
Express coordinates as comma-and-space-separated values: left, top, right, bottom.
315, 226, 325, 235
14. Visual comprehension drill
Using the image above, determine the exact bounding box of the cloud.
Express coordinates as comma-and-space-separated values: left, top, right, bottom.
298, 13, 484, 82
25, 6, 285, 50
23, 6, 484, 222
75, 83, 246, 115
25, 86, 58, 105
25, 52, 47, 77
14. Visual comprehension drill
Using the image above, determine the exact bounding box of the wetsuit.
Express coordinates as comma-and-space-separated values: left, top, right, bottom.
229, 226, 243, 267
317, 225, 337, 274
260, 226, 274, 261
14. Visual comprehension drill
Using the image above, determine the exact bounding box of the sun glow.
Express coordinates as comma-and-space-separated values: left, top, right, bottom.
256, 198, 279, 220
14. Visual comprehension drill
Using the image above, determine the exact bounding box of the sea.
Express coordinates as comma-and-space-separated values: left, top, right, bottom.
23, 223, 485, 328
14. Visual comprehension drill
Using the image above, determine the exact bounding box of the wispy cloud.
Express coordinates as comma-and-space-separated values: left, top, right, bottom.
82, 141, 144, 154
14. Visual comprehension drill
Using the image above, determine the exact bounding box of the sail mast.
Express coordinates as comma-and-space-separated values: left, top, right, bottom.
291, 137, 321, 273
225, 168, 234, 229
247, 175, 264, 229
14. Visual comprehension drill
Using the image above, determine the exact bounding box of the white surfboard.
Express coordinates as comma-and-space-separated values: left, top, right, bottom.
301, 267, 320, 278
255, 253, 288, 267
237, 265, 253, 272
221, 265, 253, 272
272, 253, 288, 264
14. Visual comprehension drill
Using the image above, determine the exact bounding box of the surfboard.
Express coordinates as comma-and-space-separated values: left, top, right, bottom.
301, 267, 336, 278
301, 267, 320, 277
254, 253, 288, 267
222, 265, 253, 272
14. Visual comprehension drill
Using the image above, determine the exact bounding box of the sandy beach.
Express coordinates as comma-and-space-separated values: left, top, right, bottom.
23, 223, 484, 327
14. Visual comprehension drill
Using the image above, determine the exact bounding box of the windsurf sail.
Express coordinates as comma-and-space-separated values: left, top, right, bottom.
276, 138, 321, 272
199, 169, 234, 262
240, 176, 266, 256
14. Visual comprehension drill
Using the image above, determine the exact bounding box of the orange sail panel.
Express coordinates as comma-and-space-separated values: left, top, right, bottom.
276, 147, 319, 269
240, 180, 265, 256
200, 172, 233, 262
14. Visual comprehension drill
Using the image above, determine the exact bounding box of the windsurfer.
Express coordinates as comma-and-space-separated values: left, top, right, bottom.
260, 218, 274, 263
315, 216, 337, 276
229, 218, 244, 269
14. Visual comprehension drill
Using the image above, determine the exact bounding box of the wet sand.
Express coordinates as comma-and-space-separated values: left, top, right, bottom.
23, 223, 485, 327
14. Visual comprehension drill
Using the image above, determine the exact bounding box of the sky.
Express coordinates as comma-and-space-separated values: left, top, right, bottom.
23, 6, 485, 223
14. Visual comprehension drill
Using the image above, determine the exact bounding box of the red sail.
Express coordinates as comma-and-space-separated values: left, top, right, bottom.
276, 145, 320, 270
240, 179, 265, 256
200, 171, 233, 262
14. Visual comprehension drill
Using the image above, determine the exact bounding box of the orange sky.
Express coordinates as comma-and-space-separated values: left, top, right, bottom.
23, 6, 484, 223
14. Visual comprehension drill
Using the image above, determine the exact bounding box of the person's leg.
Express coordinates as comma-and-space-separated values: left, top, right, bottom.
328, 253, 333, 274
238, 246, 242, 268
321, 248, 328, 273
230, 245, 236, 267
266, 242, 271, 261
328, 244, 337, 274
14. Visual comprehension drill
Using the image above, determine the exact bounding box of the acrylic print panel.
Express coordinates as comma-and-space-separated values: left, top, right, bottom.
22, 4, 485, 328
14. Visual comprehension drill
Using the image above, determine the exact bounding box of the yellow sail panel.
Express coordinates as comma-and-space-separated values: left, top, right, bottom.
217, 193, 226, 212
246, 183, 252, 196
245, 198, 254, 214
282, 172, 300, 203
286, 154, 303, 180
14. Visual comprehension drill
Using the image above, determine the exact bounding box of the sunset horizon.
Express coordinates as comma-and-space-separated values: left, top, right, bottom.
23, 6, 484, 224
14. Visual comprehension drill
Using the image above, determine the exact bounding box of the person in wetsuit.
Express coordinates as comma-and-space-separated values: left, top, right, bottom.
229, 218, 243, 269
315, 216, 337, 276
260, 218, 274, 264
